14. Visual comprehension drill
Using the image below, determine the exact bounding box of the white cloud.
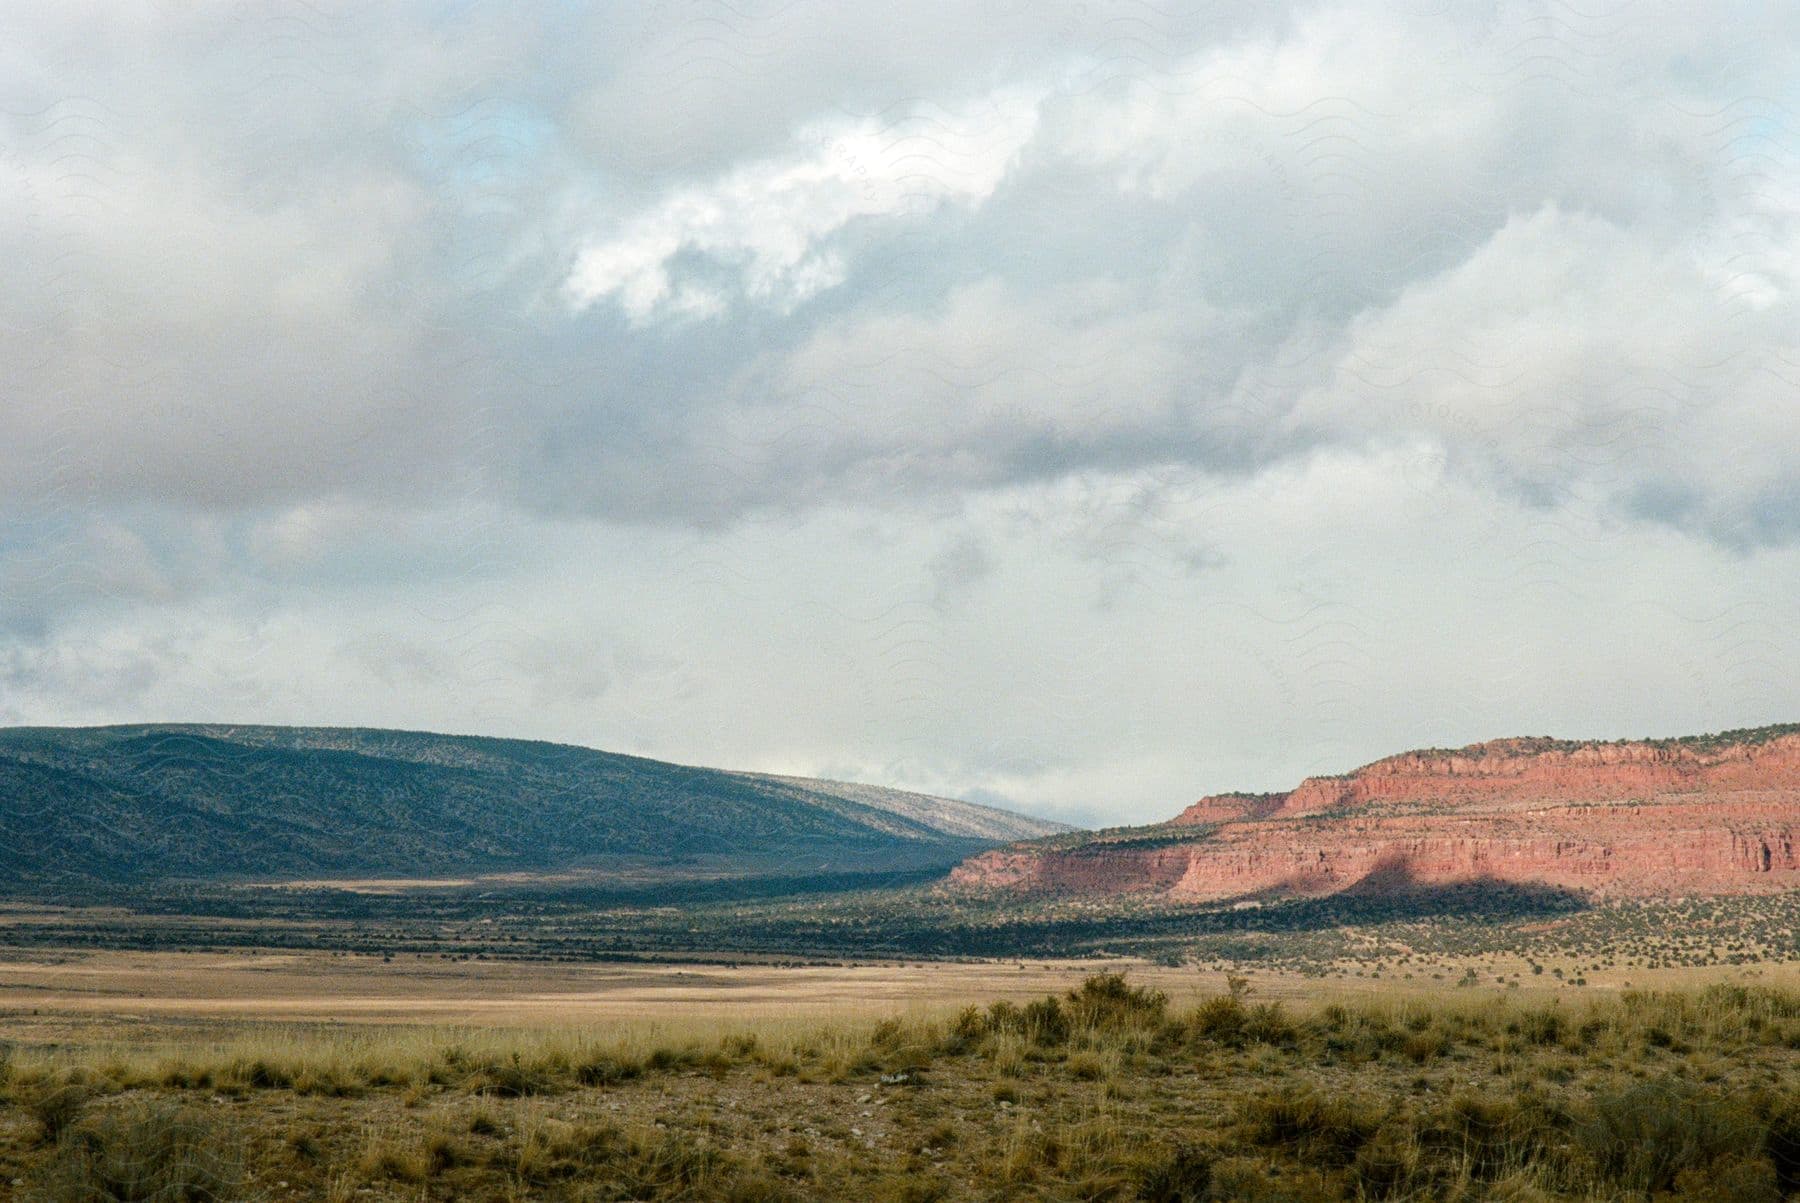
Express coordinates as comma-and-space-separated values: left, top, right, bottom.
564, 90, 1040, 322
1290, 204, 1800, 544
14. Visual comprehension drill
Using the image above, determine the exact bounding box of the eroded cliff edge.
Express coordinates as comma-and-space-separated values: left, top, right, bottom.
950, 726, 1800, 900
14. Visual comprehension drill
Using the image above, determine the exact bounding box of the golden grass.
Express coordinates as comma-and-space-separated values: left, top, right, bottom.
6, 962, 1800, 1199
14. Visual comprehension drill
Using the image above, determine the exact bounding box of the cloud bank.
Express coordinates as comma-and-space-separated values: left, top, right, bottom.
2, 1, 1798, 824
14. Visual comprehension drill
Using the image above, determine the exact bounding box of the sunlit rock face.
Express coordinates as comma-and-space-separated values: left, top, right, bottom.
951, 728, 1800, 901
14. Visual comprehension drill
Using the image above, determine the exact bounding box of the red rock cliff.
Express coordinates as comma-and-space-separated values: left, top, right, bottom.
951, 726, 1800, 901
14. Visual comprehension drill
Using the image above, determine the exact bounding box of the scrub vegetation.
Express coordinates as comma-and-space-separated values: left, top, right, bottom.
6, 974, 1800, 1200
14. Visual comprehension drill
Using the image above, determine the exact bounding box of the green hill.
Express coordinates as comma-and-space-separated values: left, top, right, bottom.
0, 724, 1067, 890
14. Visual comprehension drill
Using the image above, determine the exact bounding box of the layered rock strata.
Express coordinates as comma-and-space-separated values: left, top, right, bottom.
950, 728, 1800, 900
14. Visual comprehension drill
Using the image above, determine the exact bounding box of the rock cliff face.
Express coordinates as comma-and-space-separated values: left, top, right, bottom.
950, 726, 1800, 901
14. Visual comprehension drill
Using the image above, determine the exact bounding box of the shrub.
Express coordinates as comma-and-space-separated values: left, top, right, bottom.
985, 1000, 1022, 1033
470, 1060, 552, 1097
1350, 1122, 1424, 1199
33, 1101, 241, 1201
1574, 1082, 1762, 1194
29, 1083, 92, 1145
1240, 1086, 1383, 1166
422, 1129, 466, 1174
1511, 1006, 1563, 1047
1065, 1050, 1108, 1081
1763, 1094, 1800, 1195
358, 1139, 426, 1183
575, 1051, 641, 1087
1136, 1142, 1213, 1202
228, 1057, 292, 1090
1422, 1091, 1557, 1181
1190, 995, 1246, 1045
1021, 997, 1069, 1046
1242, 1002, 1297, 1047
1063, 974, 1167, 1030
945, 1004, 987, 1052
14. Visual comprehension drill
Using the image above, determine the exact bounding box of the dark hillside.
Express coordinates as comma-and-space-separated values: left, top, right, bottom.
0, 724, 1066, 890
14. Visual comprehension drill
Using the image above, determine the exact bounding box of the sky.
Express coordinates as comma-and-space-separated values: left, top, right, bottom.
2, 2, 1799, 827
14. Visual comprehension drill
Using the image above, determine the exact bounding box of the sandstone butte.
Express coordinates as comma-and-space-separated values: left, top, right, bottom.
949, 726, 1800, 901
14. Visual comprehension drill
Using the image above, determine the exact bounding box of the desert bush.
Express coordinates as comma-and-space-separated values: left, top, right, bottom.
613, 1128, 726, 1197
468, 1053, 554, 1097
513, 1118, 627, 1182
1573, 1081, 1763, 1195
31, 1101, 241, 1201
1063, 973, 1167, 1030
1239, 1085, 1384, 1166
1762, 1094, 1800, 1196
1190, 994, 1247, 1045
1135, 1141, 1213, 1202
225, 1056, 292, 1090
574, 1049, 642, 1086
1348, 1121, 1425, 1199
358, 1137, 426, 1183
1420, 1090, 1559, 1182
944, 1004, 987, 1053
11, 977, 1800, 1200
1021, 996, 1070, 1046
1508, 1005, 1563, 1047
1242, 1001, 1298, 1047
418, 1122, 468, 1174
1401, 1029, 1450, 1064
1065, 1049, 1110, 1081
28, 1083, 93, 1145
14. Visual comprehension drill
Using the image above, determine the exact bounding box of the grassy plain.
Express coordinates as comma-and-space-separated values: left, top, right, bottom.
3, 878, 1797, 1199
5, 950, 1800, 1199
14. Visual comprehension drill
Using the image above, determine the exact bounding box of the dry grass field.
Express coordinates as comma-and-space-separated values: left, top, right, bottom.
5, 951, 1800, 1200
7, 947, 1794, 1052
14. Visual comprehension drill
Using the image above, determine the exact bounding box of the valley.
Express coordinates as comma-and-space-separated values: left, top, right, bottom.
7, 722, 1800, 1199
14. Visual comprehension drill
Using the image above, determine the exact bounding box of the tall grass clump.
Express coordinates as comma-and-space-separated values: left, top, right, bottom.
1572, 1081, 1771, 1197
30, 1101, 242, 1201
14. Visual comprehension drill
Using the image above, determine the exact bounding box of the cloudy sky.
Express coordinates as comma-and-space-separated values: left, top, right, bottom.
3, 2, 1798, 826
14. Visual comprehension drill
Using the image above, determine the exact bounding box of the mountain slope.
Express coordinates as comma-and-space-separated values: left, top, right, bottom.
951, 724, 1800, 901
0, 724, 1066, 887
